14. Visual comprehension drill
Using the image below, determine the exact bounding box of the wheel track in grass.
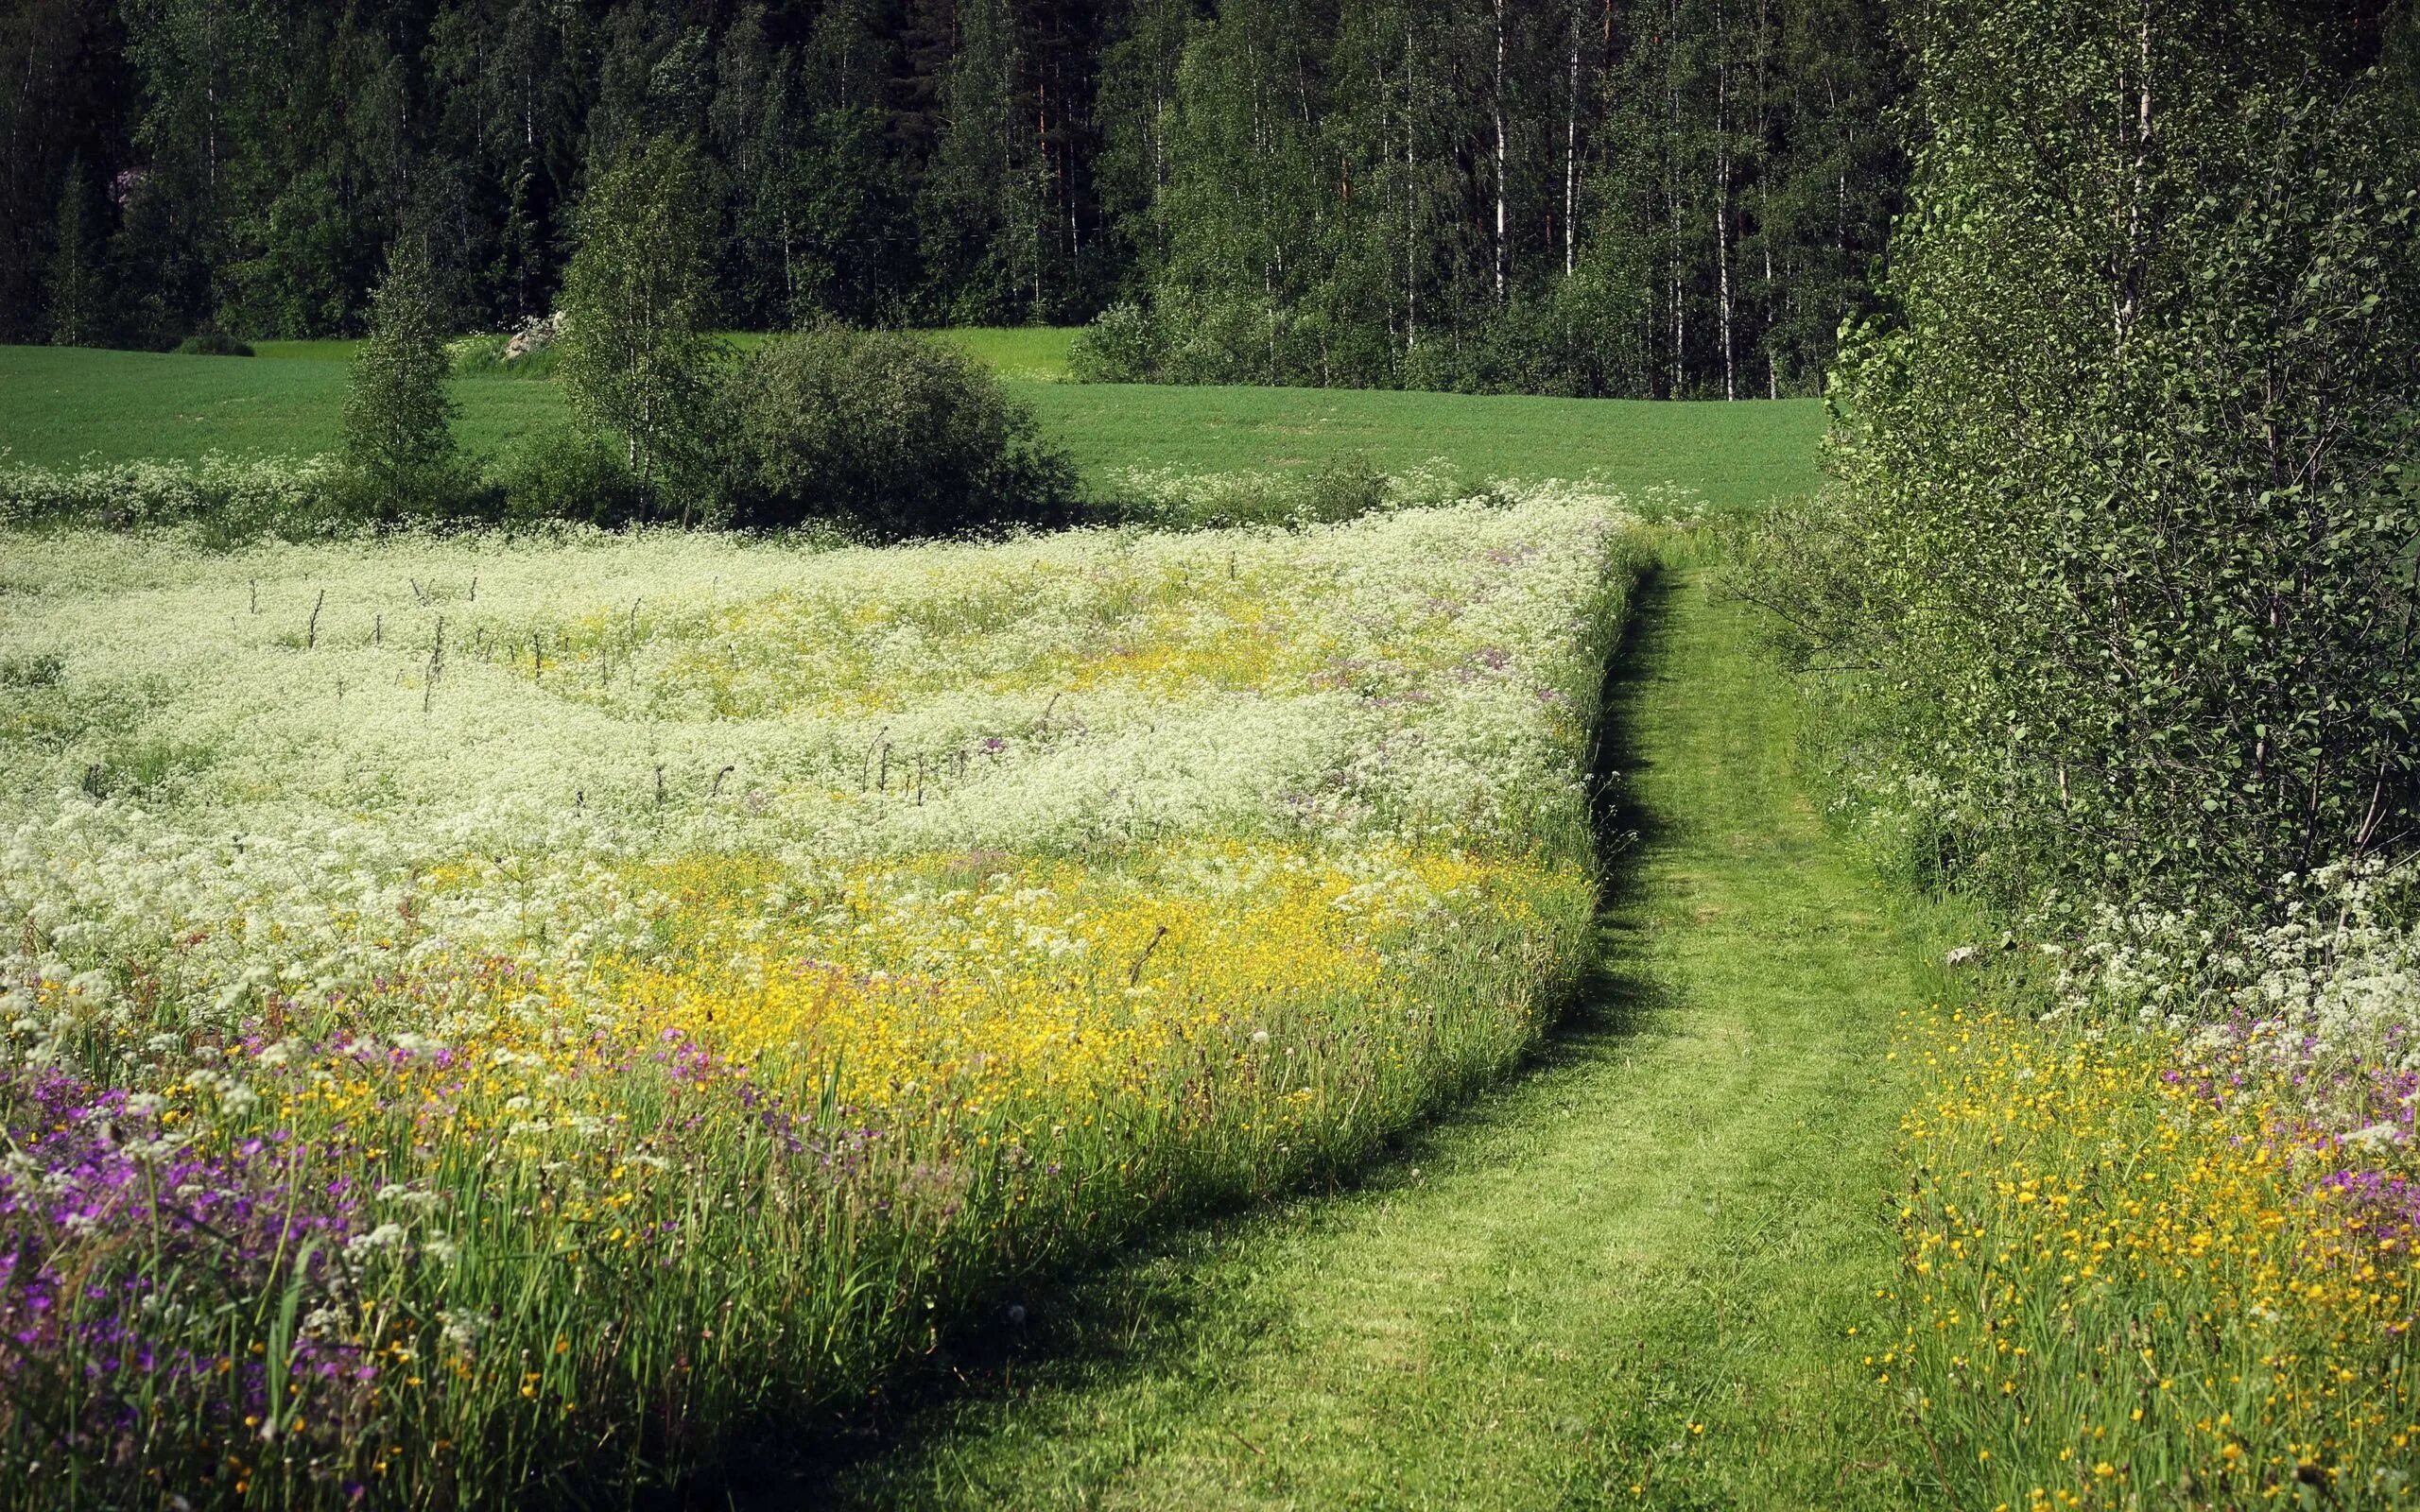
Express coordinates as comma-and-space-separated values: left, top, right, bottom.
738, 563, 1961, 1511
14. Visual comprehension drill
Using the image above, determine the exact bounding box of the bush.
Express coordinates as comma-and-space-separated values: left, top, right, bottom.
1066, 301, 1165, 383
1104, 455, 1486, 530
1068, 290, 1332, 388
1301, 452, 1390, 523
494, 429, 648, 527
723, 327, 1077, 536
171, 333, 253, 357
1108, 468, 1306, 529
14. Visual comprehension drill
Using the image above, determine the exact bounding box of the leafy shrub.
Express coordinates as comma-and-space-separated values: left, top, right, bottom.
1066, 301, 1164, 383
1159, 289, 1321, 387
1301, 452, 1390, 523
1106, 456, 1490, 530
723, 327, 1077, 536
1108, 468, 1304, 529
171, 332, 253, 357
320, 459, 493, 527
1072, 284, 1658, 397
1068, 289, 1330, 387
494, 428, 648, 527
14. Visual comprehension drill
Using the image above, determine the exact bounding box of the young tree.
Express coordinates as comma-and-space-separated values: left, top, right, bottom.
44, 158, 105, 347
344, 234, 460, 504
556, 133, 723, 515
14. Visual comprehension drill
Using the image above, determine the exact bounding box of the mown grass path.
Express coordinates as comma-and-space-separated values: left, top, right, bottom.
767, 567, 1957, 1511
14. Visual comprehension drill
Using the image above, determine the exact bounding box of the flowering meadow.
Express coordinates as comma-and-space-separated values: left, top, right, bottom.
1892, 871, 2420, 1508
0, 492, 1646, 1506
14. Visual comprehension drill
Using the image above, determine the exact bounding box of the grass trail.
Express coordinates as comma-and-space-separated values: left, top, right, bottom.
740, 566, 1958, 1511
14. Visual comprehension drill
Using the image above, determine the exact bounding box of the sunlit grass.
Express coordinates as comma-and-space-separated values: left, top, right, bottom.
0, 343, 1822, 509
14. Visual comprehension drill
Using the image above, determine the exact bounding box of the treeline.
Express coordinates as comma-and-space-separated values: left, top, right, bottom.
8, 0, 1123, 345
4, 0, 1900, 397
1080, 0, 1901, 394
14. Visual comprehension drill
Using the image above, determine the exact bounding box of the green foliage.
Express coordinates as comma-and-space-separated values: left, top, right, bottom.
171, 333, 253, 356
1301, 451, 1392, 524
918, 0, 1074, 323
1085, 0, 1903, 396
7, 0, 1906, 394
0, 453, 349, 541
494, 428, 648, 528
224, 166, 363, 339
1108, 454, 1470, 530
1741, 1, 2420, 915
343, 237, 469, 516
43, 159, 105, 349
556, 135, 727, 512
1065, 301, 1162, 383
722, 327, 1077, 537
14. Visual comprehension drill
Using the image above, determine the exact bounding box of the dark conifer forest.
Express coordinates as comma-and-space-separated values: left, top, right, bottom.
4, 0, 1905, 395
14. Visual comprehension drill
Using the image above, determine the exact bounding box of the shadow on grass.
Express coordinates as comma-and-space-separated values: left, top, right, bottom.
658, 570, 1688, 1511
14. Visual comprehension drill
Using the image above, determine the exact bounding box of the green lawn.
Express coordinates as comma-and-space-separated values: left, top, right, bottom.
712, 327, 1075, 380
250, 339, 367, 362
1018, 383, 1824, 510
0, 343, 1824, 510
922, 325, 1079, 380
0, 345, 564, 468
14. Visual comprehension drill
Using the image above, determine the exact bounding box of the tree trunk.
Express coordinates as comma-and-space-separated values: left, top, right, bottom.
1756, 0, 1775, 399
1494, 0, 1508, 305
1716, 0, 1734, 402
1564, 0, 1581, 277
2117, 4, 2152, 344
1668, 0, 1683, 397
1405, 18, 1418, 350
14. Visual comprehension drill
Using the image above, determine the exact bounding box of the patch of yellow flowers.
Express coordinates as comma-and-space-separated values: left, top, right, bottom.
1893, 1006, 2420, 1508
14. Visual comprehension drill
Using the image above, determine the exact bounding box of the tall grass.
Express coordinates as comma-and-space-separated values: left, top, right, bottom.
0, 493, 1648, 1505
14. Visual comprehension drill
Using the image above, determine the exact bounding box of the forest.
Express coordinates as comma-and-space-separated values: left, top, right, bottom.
4, 0, 1901, 397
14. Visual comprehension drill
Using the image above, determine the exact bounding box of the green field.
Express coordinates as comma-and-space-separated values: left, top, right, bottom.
0, 342, 1824, 510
